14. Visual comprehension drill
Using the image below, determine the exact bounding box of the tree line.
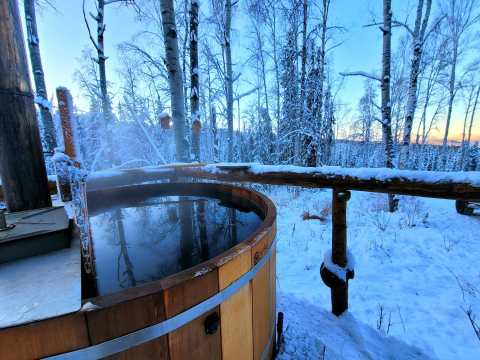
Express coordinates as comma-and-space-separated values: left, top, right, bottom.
24, 0, 480, 178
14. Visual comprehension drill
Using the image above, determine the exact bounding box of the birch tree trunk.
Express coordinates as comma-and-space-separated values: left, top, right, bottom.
160, 0, 188, 162
400, 0, 431, 167
190, 0, 200, 161
382, 0, 396, 211
211, 106, 219, 162
443, 44, 457, 151
460, 85, 475, 167
24, 0, 57, 154
96, 0, 112, 124
467, 85, 480, 145
225, 0, 234, 161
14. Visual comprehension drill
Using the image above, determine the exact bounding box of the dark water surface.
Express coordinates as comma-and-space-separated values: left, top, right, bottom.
90, 196, 262, 296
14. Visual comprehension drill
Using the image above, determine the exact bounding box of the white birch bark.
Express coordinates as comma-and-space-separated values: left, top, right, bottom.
400, 0, 432, 167
467, 85, 480, 145
24, 0, 57, 154
382, 0, 396, 211
160, 0, 189, 162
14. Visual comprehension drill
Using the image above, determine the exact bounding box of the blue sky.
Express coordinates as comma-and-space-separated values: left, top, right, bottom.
26, 0, 477, 142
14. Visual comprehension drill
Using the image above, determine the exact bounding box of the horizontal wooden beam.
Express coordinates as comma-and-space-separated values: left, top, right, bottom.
1, 163, 479, 202
174, 164, 480, 201
84, 163, 480, 201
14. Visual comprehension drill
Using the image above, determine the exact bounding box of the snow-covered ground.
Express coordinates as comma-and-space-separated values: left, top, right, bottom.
263, 186, 480, 359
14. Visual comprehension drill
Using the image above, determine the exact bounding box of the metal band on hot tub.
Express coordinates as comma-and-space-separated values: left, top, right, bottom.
44, 237, 277, 360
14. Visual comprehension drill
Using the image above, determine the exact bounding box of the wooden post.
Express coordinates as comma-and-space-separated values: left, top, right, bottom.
330, 189, 351, 316
0, 0, 52, 212
56, 87, 77, 160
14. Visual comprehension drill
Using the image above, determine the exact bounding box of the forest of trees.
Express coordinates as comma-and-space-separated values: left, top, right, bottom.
27, 0, 480, 175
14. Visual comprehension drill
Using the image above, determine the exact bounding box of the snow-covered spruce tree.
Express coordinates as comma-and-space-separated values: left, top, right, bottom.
279, 7, 299, 164
321, 82, 335, 165
190, 0, 200, 161
160, 0, 189, 162
303, 41, 320, 167
24, 0, 57, 155
467, 142, 479, 171
299, 0, 308, 134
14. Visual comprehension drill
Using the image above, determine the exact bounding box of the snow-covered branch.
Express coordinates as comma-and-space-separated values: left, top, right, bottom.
339, 71, 382, 82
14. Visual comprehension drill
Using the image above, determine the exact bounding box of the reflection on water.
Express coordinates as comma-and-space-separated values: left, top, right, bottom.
90, 196, 262, 296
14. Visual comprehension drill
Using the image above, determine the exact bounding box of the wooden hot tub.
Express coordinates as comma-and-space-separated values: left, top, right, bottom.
0, 182, 277, 360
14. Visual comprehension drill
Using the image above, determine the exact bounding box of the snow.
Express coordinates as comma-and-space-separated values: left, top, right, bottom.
52, 148, 71, 163
81, 301, 100, 312
270, 187, 480, 359
277, 295, 430, 360
0, 237, 81, 329
323, 249, 355, 281
34, 96, 52, 111
199, 163, 480, 187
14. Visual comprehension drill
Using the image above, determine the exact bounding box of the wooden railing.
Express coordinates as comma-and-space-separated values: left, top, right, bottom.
2, 163, 479, 315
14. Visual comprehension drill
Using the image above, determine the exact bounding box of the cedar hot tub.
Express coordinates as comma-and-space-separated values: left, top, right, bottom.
0, 182, 277, 360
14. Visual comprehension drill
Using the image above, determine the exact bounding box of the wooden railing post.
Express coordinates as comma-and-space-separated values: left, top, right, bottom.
56, 87, 77, 160
320, 189, 353, 316
331, 189, 351, 315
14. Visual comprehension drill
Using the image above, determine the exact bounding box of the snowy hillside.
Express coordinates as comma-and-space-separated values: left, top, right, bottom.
268, 187, 479, 359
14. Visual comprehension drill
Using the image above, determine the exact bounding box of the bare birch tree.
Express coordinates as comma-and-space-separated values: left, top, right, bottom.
24, 0, 57, 155
82, 0, 135, 164
441, 0, 479, 152
399, 0, 433, 166
382, 0, 397, 211
160, 0, 188, 161
341, 0, 396, 211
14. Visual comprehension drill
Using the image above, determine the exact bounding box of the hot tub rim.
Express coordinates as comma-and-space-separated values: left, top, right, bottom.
84, 181, 276, 306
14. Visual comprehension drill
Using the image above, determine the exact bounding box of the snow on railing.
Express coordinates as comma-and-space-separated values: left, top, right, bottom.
175, 163, 480, 201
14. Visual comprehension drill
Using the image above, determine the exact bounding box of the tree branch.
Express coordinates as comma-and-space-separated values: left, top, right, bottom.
392, 20, 414, 36
83, 0, 100, 52
340, 71, 382, 82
